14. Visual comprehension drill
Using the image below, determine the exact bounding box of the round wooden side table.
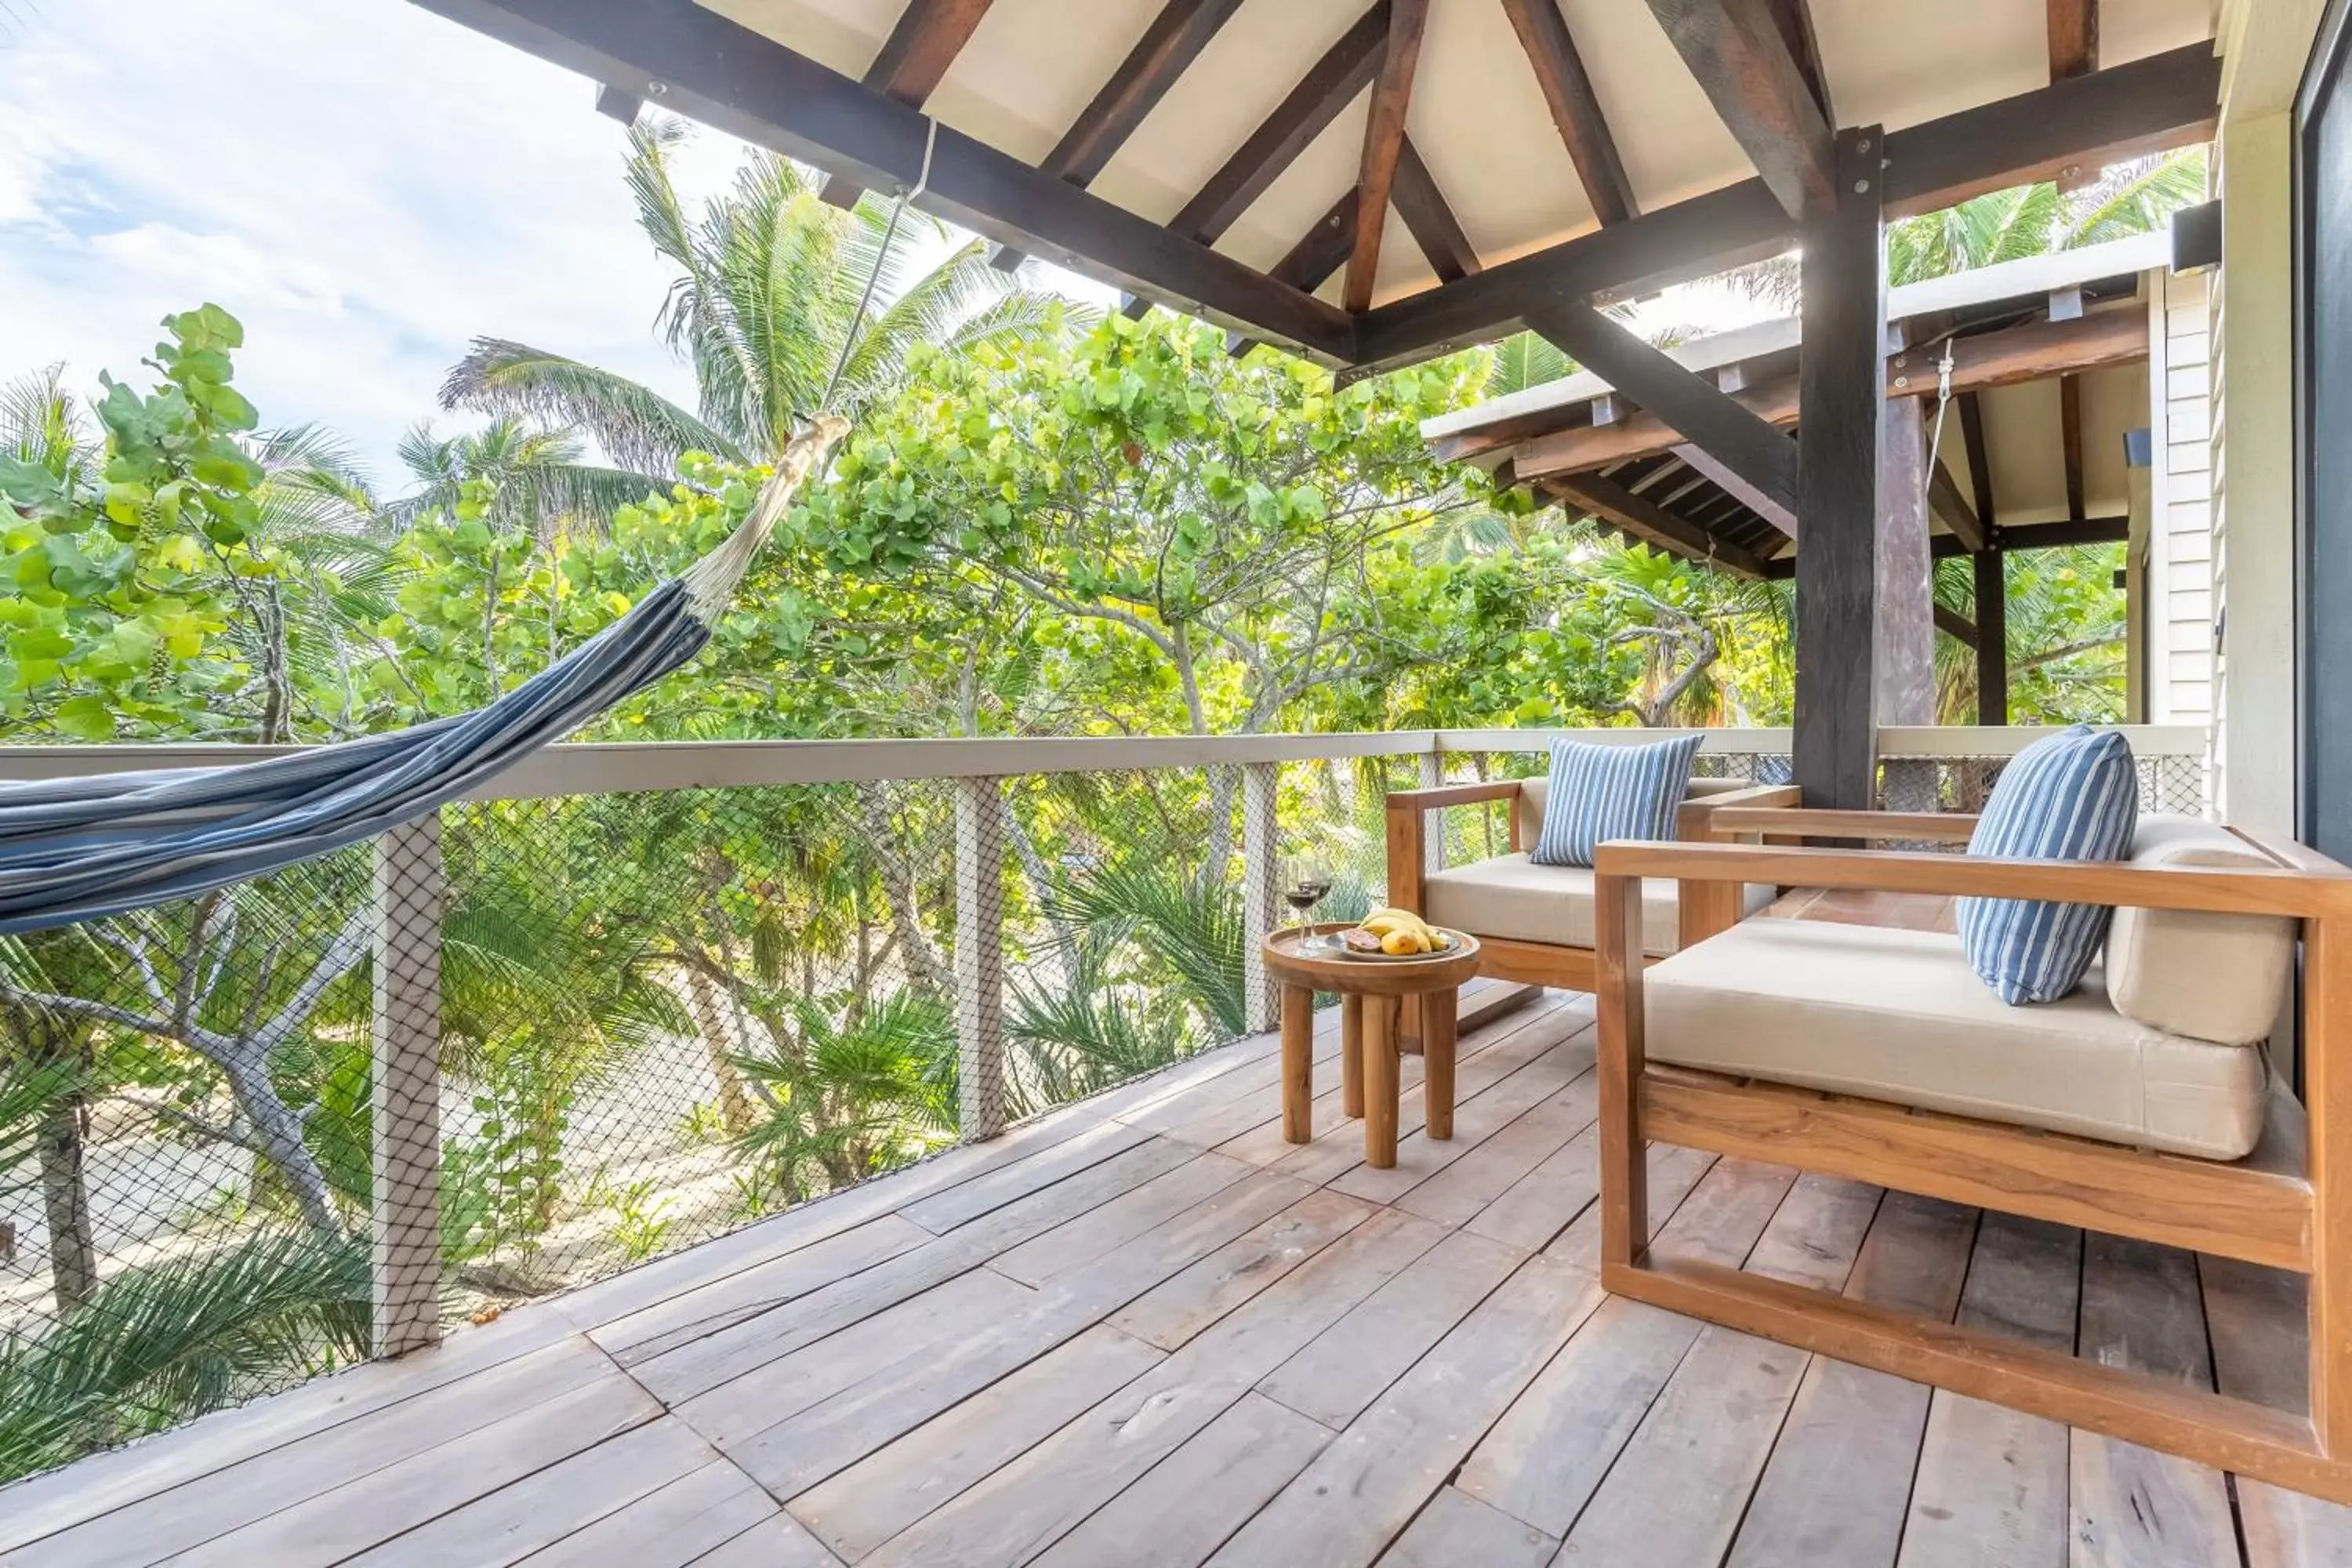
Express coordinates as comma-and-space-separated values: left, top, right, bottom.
1261, 922, 1483, 1170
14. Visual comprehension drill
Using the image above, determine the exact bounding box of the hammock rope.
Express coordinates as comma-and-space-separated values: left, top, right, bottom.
0, 122, 958, 937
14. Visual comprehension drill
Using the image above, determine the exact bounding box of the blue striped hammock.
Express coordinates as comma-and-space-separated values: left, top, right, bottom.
0, 418, 847, 937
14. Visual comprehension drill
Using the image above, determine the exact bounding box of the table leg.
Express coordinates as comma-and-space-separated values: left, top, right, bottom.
1424, 986, 1457, 1142
1363, 996, 1399, 1169
1281, 985, 1314, 1144
1341, 993, 1364, 1120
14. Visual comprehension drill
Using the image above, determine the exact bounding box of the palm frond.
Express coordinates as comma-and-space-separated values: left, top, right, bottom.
1044, 862, 1247, 1039
439, 339, 742, 475
0, 1228, 370, 1483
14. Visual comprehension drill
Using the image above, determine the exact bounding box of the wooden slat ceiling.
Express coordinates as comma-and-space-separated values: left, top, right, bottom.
702, 0, 2207, 296
416, 0, 2218, 374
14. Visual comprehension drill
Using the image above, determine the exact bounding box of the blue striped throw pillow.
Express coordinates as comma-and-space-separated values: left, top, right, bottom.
1529, 735, 1704, 868
1955, 725, 2140, 1004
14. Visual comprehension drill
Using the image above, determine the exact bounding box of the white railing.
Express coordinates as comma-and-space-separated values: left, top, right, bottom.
0, 723, 2205, 1363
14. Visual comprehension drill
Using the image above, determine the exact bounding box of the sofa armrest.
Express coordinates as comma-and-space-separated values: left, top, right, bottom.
1675, 783, 1803, 843
1707, 805, 1978, 844
1385, 782, 1525, 913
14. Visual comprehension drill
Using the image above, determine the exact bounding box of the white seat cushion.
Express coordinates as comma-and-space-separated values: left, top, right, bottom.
1644, 918, 2269, 1160
1421, 852, 1769, 957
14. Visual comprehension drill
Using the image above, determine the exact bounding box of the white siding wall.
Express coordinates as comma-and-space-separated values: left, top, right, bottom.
2147, 267, 2217, 732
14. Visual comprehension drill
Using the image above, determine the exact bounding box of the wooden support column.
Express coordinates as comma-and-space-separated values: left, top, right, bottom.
1877, 363, 1939, 810
1792, 127, 1887, 810
954, 776, 1008, 1142
1240, 761, 1281, 1034
372, 815, 445, 1359
1976, 547, 2010, 724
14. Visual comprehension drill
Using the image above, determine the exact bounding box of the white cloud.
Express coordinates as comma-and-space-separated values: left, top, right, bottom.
0, 0, 731, 489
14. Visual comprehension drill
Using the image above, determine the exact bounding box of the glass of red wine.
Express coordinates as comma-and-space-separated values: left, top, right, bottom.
1284, 851, 1334, 951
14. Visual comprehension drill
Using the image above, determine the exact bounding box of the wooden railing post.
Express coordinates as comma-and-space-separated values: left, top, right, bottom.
1419, 748, 1446, 876
372, 814, 445, 1359
1240, 760, 1280, 1033
955, 775, 1008, 1142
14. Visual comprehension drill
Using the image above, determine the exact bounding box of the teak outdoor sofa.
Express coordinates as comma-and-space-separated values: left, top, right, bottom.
1592, 804, 2352, 1502
1381, 774, 1802, 995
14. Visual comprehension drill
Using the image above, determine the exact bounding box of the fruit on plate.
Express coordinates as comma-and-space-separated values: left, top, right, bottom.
1339, 928, 1385, 954
1356, 907, 1451, 956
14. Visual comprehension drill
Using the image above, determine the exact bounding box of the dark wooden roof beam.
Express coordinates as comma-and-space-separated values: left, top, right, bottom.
992, 0, 1247, 270
1934, 605, 1980, 647
1167, 2, 1391, 245
1510, 303, 2148, 478
2049, 0, 2099, 81
1354, 42, 2216, 376
1529, 300, 1799, 518
1762, 0, 1834, 123
1880, 38, 2212, 215
1549, 472, 1769, 577
823, 0, 999, 208
1498, 0, 1638, 224
1345, 0, 1431, 314
414, 0, 1354, 362
1392, 136, 1481, 284
1959, 390, 1998, 528
1226, 185, 1359, 357
1929, 458, 1989, 552
1644, 0, 1835, 220
2060, 373, 2086, 521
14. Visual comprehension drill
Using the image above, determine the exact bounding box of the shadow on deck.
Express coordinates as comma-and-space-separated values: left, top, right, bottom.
3, 976, 2346, 1566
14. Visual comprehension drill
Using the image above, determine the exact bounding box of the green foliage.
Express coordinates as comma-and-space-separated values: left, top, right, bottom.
0, 1227, 369, 1483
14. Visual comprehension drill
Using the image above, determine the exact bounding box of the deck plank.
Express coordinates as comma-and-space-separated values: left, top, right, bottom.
0, 1307, 581, 1558
717, 1170, 1314, 1497
1266, 1006, 1584, 1187
2068, 1233, 2241, 1567
13, 990, 2328, 1568
1898, 1212, 2081, 1568
1110, 1189, 1379, 1349
1328, 1033, 1595, 1205
1381, 1486, 1557, 1568
1724, 1192, 1976, 1568
989, 1151, 1258, 1287
1254, 1228, 1526, 1428
1392, 1072, 1599, 1229
168, 1368, 662, 1567
1207, 1252, 1602, 1568
2200, 1254, 2352, 1567
513, 1458, 781, 1568
1552, 1171, 1875, 1565
342, 1415, 715, 1566
684, 1512, 844, 1567
1438, 1156, 1794, 1539
627, 1135, 1192, 1399
586, 1214, 934, 1362
1029, 1392, 1332, 1568
1461, 1121, 1601, 1250
671, 1269, 1037, 1449
789, 1323, 1166, 1560
858, 1207, 1446, 1568
898, 1118, 1161, 1233
5, 1336, 621, 1568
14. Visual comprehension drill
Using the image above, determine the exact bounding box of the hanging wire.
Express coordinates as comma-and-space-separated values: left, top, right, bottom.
819, 114, 939, 414
1922, 337, 1958, 506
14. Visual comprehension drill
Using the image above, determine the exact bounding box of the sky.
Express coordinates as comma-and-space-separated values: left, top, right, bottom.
0, 0, 1116, 495
0, 0, 1762, 499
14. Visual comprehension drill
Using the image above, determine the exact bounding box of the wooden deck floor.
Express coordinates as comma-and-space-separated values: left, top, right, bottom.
8, 984, 2352, 1567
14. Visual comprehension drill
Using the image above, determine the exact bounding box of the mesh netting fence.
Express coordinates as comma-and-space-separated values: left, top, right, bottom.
0, 757, 1422, 1480
1875, 751, 2208, 815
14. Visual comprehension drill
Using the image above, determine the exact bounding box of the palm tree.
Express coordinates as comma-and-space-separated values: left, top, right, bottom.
382, 419, 654, 541
1886, 149, 2207, 284
439, 117, 1073, 503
